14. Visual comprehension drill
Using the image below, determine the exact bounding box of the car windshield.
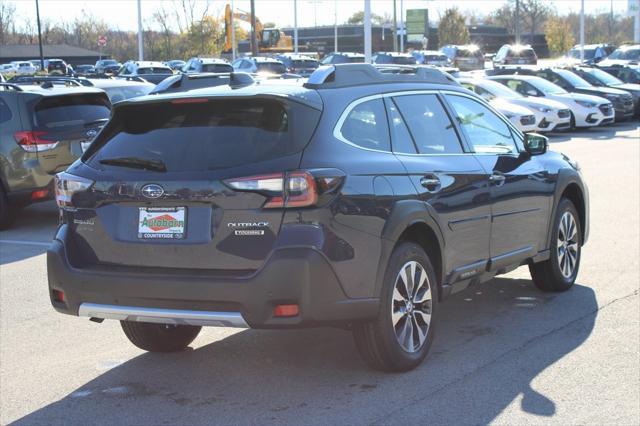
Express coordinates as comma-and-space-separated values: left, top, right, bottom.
137, 67, 173, 75
345, 56, 365, 63
291, 59, 319, 68
256, 62, 287, 74
556, 69, 593, 87
511, 48, 535, 58
530, 77, 568, 94
201, 64, 233, 73
479, 80, 523, 99
568, 48, 595, 59
582, 68, 624, 85
608, 48, 640, 60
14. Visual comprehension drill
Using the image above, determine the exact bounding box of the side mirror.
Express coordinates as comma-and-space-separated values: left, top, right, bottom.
526, 89, 539, 97
524, 133, 548, 155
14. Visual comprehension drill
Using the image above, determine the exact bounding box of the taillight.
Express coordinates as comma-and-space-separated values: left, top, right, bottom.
225, 171, 323, 209
14, 131, 58, 152
55, 172, 94, 208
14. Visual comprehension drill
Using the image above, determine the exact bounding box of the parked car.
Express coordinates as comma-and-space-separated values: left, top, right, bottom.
440, 45, 484, 71
533, 68, 634, 121
231, 56, 287, 75
411, 50, 450, 67
10, 61, 37, 75
597, 44, 640, 67
74, 64, 97, 77
319, 52, 365, 65
95, 59, 122, 75
372, 52, 417, 65
89, 78, 155, 103
29, 59, 42, 71
0, 83, 110, 228
598, 65, 640, 84
48, 64, 589, 372
565, 44, 614, 65
44, 59, 70, 75
489, 74, 614, 128
164, 60, 186, 71
0, 64, 16, 76
568, 66, 640, 116
118, 61, 174, 84
458, 77, 572, 132
276, 54, 319, 77
493, 44, 538, 67
182, 57, 233, 74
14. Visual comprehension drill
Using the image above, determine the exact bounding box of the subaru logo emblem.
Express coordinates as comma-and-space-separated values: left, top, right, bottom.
86, 129, 97, 139
141, 184, 164, 199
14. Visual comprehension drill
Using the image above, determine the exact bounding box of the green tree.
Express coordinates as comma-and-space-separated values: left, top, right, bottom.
544, 15, 575, 56
438, 8, 470, 46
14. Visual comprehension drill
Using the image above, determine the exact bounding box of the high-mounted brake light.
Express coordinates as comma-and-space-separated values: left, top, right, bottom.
14, 131, 58, 152
225, 171, 319, 209
170, 98, 209, 104
55, 172, 94, 208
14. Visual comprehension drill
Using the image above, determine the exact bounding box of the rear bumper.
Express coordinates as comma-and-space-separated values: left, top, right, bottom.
47, 225, 379, 328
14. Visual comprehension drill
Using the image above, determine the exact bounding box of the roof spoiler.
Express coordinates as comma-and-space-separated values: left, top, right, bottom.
303, 64, 458, 89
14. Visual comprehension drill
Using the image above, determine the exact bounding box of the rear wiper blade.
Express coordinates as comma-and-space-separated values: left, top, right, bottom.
84, 118, 110, 127
99, 156, 166, 172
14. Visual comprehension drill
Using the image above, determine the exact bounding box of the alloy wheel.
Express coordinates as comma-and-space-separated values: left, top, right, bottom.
557, 211, 579, 278
391, 261, 433, 353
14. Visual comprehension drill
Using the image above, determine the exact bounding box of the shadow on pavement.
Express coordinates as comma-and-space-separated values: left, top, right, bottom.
13, 278, 597, 425
0, 201, 57, 265
548, 120, 639, 143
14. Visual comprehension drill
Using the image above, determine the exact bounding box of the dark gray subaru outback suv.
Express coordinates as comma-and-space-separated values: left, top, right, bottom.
48, 64, 589, 371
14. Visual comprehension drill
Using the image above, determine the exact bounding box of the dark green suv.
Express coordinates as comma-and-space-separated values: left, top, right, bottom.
0, 82, 111, 228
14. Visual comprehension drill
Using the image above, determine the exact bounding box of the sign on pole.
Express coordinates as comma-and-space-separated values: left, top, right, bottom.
98, 35, 107, 46
406, 9, 429, 45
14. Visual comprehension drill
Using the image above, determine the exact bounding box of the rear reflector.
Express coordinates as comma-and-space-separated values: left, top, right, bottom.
52, 289, 65, 303
31, 189, 49, 201
274, 304, 299, 317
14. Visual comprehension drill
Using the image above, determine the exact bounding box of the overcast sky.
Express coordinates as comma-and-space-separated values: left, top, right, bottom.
10, 0, 634, 32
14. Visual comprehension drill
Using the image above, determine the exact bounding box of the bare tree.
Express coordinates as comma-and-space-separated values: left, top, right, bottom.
0, 1, 16, 44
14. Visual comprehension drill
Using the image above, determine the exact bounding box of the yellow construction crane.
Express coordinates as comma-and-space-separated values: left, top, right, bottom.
224, 3, 293, 53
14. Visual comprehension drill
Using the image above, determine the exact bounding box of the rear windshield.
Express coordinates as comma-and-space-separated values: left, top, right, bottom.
202, 64, 233, 73
86, 98, 321, 172
33, 94, 111, 131
291, 59, 319, 68
137, 67, 173, 75
255, 62, 287, 74
391, 56, 417, 65
458, 49, 482, 58
511, 48, 536, 58
347, 56, 365, 63
425, 55, 446, 61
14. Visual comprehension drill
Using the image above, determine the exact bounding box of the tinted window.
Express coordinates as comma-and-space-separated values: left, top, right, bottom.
104, 85, 153, 103
202, 64, 233, 73
392, 56, 417, 65
385, 99, 416, 154
291, 59, 318, 68
446, 95, 517, 154
33, 94, 110, 131
0, 98, 12, 124
256, 63, 287, 74
87, 99, 320, 172
347, 56, 365, 63
393, 94, 462, 154
137, 67, 173, 75
340, 98, 390, 151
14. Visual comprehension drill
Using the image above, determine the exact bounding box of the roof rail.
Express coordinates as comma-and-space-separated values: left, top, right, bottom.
304, 64, 458, 89
8, 75, 94, 87
0, 83, 23, 92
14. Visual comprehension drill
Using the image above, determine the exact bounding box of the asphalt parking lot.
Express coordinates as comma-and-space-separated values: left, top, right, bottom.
1, 121, 639, 425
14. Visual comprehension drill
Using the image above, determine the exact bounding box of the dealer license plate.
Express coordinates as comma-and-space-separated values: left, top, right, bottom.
138, 207, 186, 239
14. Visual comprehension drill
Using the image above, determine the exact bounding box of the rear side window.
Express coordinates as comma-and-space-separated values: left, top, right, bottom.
87, 98, 321, 172
0, 98, 12, 124
339, 98, 390, 151
202, 64, 233, 73
32, 94, 111, 131
393, 94, 463, 154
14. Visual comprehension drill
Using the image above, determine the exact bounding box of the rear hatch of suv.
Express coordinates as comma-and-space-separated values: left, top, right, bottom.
61, 95, 321, 273
17, 90, 111, 174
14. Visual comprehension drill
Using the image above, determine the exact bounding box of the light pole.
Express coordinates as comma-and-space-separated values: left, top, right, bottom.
294, 0, 298, 53
515, 0, 520, 44
393, 0, 397, 52
137, 0, 143, 60
364, 0, 372, 62
250, 0, 258, 56
35, 0, 44, 71
580, 0, 585, 63
334, 0, 338, 53
399, 0, 404, 52
231, 0, 236, 61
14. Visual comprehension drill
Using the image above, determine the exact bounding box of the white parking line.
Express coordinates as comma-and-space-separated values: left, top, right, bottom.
0, 239, 50, 247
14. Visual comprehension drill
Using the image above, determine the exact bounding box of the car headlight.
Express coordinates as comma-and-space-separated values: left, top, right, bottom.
575, 100, 597, 108
529, 105, 552, 113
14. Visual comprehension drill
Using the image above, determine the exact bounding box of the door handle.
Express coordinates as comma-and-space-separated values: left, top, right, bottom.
420, 175, 441, 192
489, 173, 506, 186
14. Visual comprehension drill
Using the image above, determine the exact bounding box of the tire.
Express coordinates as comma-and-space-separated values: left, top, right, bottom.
353, 242, 439, 372
120, 321, 201, 353
529, 198, 582, 292
0, 186, 14, 230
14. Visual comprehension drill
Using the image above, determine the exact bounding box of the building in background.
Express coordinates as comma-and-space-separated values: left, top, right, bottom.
0, 44, 109, 66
